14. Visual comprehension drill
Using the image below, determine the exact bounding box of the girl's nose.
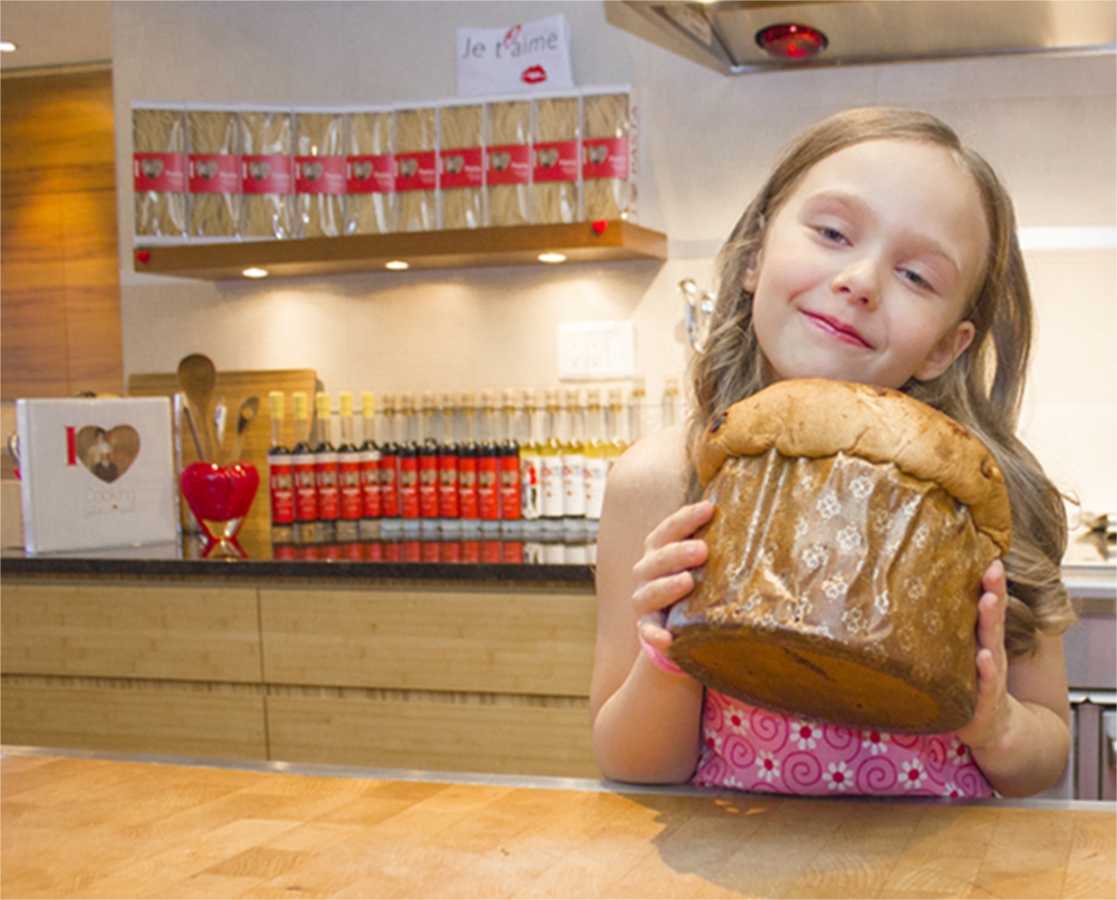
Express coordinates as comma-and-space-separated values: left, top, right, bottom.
831, 257, 879, 308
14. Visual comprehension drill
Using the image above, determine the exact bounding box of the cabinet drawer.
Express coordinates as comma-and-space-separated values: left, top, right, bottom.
1, 682, 267, 759
259, 586, 595, 696
1, 583, 262, 682
266, 694, 598, 778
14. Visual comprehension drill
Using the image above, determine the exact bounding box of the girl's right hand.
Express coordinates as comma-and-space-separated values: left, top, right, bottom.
632, 499, 715, 651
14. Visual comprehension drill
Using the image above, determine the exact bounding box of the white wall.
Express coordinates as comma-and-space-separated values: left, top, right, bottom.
111, 1, 1116, 516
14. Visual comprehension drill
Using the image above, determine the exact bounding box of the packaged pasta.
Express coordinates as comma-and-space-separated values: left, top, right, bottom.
531, 93, 580, 224
295, 107, 347, 238
438, 101, 484, 230
239, 106, 295, 239
186, 105, 241, 240
132, 102, 187, 240
581, 87, 635, 222
345, 107, 395, 235
484, 97, 531, 227
394, 104, 438, 232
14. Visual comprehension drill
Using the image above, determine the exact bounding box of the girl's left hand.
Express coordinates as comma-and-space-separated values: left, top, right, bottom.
957, 559, 1012, 751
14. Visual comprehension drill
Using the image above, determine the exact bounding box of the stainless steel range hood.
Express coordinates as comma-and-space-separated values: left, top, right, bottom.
607, 1, 1117, 75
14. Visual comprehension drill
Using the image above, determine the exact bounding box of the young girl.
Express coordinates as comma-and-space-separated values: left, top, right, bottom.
590, 107, 1077, 799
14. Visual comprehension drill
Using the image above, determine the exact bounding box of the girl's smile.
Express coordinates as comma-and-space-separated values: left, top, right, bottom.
802, 310, 872, 348
745, 138, 988, 389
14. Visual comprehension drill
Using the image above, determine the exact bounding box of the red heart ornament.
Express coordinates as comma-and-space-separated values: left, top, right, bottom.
591, 220, 608, 235
180, 461, 259, 523
135, 250, 151, 264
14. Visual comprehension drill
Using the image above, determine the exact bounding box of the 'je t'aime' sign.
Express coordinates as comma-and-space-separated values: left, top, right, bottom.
457, 14, 574, 97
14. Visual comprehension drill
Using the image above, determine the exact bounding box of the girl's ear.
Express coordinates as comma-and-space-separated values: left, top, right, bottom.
914, 320, 976, 382
742, 250, 762, 292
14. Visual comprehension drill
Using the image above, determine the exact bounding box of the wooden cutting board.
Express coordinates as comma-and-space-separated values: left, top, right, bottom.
128, 368, 319, 553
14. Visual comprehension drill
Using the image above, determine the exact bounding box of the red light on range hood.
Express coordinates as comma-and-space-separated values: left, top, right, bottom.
756, 23, 828, 60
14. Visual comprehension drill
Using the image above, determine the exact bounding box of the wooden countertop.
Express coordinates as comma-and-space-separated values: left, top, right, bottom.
2, 748, 1113, 899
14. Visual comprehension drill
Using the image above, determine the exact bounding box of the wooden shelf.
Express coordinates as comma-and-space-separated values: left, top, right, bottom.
132, 220, 667, 280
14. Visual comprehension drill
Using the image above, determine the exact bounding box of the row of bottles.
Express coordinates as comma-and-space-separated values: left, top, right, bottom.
265, 379, 683, 546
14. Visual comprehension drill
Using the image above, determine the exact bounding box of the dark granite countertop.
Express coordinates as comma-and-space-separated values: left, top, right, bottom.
1, 526, 597, 586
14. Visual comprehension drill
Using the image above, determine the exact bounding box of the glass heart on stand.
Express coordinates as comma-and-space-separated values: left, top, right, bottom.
180, 461, 259, 558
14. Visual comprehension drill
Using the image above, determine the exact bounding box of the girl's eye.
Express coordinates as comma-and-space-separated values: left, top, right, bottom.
818, 226, 847, 244
899, 268, 933, 290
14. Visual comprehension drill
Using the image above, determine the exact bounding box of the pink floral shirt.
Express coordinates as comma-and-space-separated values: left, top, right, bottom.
692, 689, 994, 798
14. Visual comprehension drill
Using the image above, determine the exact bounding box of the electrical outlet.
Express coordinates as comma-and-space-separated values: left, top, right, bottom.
557, 321, 635, 380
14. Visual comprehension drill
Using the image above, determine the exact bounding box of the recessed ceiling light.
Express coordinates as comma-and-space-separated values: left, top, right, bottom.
538, 252, 567, 264
242, 267, 269, 278
0, 41, 17, 52
385, 260, 409, 271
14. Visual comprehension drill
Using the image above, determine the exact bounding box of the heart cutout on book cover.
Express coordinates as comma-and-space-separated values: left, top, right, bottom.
351, 160, 373, 180
140, 158, 165, 178
75, 425, 141, 483
301, 161, 325, 181
248, 160, 272, 180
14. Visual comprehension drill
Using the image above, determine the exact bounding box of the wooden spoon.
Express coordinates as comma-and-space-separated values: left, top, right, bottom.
229, 396, 260, 464
177, 354, 217, 461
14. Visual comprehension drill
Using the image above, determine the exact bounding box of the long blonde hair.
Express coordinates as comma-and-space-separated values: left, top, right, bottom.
688, 107, 1074, 656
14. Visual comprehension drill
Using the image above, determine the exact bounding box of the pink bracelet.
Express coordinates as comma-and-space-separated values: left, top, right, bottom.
638, 631, 687, 677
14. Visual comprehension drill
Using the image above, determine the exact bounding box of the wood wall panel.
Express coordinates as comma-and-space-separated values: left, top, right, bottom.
1, 683, 267, 760
1, 583, 263, 682
266, 695, 599, 778
0, 70, 117, 195
1, 68, 122, 400
259, 587, 596, 696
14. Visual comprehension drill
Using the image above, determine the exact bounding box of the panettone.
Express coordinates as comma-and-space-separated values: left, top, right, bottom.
665, 379, 1012, 734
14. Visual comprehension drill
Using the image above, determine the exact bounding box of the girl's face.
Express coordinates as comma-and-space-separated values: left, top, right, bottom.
746, 138, 988, 389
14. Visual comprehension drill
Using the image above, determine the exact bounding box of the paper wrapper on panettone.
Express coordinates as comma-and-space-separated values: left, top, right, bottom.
665, 379, 1012, 734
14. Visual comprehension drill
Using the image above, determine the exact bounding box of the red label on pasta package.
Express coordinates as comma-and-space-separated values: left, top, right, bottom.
295, 156, 347, 194
134, 153, 187, 192
347, 155, 395, 194
395, 151, 437, 192
583, 136, 629, 180
242, 154, 293, 194
439, 146, 483, 189
485, 144, 531, 186
189, 154, 241, 193
532, 140, 578, 183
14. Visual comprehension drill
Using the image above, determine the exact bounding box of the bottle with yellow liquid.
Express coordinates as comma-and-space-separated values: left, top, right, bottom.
606, 386, 628, 473
661, 374, 682, 429
582, 387, 608, 534
519, 388, 543, 531
539, 388, 565, 536
561, 387, 586, 536
628, 375, 646, 446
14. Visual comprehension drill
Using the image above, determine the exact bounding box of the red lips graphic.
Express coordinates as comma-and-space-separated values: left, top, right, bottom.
521, 65, 547, 85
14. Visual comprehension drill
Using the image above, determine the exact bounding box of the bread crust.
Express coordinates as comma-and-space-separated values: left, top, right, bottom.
697, 379, 1012, 555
